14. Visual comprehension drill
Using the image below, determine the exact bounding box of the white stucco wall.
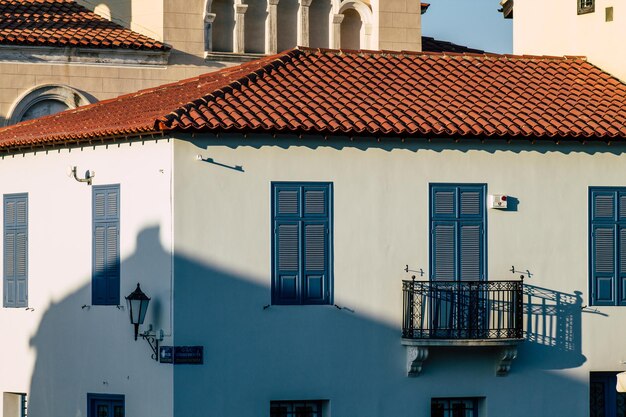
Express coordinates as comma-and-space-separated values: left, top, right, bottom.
0, 139, 174, 417
171, 133, 626, 417
513, 0, 626, 81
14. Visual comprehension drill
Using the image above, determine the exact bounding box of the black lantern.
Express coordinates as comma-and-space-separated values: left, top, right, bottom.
125, 283, 150, 340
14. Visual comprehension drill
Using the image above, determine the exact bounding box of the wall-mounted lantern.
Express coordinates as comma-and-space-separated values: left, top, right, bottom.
125, 283, 159, 361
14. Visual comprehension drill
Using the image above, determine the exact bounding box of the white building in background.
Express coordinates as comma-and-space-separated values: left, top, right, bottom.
501, 0, 626, 81
0, 47, 626, 417
0, 0, 443, 129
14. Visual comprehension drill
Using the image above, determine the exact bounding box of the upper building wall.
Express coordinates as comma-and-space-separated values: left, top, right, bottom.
171, 133, 626, 417
512, 0, 626, 81
0, 140, 175, 416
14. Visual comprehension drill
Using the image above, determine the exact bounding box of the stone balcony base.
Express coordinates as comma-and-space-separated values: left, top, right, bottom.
401, 338, 523, 377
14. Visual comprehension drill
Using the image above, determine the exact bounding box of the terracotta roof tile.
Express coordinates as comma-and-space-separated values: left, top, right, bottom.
0, 0, 168, 51
2, 48, 626, 151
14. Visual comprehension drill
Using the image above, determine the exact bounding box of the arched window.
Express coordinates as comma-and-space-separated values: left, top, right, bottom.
7, 85, 91, 126
277, 0, 298, 52
309, 0, 331, 48
94, 3, 112, 21
340, 8, 361, 49
245, 0, 266, 53
212, 0, 235, 52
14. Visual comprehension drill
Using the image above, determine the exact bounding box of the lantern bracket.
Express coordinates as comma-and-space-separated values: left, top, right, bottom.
140, 330, 160, 361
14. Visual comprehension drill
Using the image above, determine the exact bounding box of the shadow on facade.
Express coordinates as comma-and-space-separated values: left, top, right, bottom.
25, 226, 591, 417
518, 284, 587, 369
192, 134, 626, 157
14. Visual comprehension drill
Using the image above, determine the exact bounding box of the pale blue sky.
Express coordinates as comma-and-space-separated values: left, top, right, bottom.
422, 0, 513, 54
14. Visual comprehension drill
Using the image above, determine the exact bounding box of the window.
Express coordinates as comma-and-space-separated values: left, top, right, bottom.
87, 394, 124, 417
430, 184, 486, 281
92, 185, 120, 305
270, 401, 324, 417
3, 194, 28, 308
578, 0, 594, 14
431, 398, 480, 417
271, 182, 332, 305
6, 85, 90, 126
589, 187, 626, 306
590, 372, 626, 417
3, 392, 27, 417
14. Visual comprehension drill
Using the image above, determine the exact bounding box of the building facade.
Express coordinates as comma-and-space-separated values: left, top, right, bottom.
0, 0, 435, 129
501, 0, 626, 82
0, 48, 626, 417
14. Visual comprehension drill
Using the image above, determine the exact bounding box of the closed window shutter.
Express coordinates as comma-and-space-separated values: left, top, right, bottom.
4, 194, 27, 308
589, 189, 625, 306
431, 185, 485, 282
458, 187, 484, 281
4, 229, 16, 307
432, 222, 456, 281
272, 183, 331, 304
459, 223, 482, 281
93, 185, 120, 305
274, 222, 300, 303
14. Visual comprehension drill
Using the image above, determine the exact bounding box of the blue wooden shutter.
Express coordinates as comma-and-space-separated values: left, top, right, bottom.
431, 222, 456, 281
302, 185, 330, 303
431, 186, 457, 281
273, 185, 301, 304
431, 185, 485, 282
272, 183, 331, 304
590, 190, 618, 305
458, 187, 484, 281
4, 194, 27, 308
93, 185, 120, 305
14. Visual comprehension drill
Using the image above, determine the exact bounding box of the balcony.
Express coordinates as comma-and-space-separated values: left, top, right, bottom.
401, 279, 524, 377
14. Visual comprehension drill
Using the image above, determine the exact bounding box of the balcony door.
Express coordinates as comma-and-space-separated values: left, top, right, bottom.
429, 184, 487, 338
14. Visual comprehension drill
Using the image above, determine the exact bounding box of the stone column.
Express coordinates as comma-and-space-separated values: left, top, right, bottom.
297, 0, 313, 47
204, 13, 216, 54
265, 0, 279, 54
331, 14, 344, 49
363, 22, 372, 50
234, 4, 248, 54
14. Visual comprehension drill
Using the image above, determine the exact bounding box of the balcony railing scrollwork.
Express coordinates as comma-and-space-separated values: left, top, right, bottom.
402, 279, 524, 340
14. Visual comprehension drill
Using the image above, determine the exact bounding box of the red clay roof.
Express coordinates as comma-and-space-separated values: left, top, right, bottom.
1, 47, 626, 151
0, 0, 169, 51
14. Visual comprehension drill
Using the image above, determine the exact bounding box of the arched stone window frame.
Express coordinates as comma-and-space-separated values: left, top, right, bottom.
6, 84, 91, 126
336, 0, 372, 49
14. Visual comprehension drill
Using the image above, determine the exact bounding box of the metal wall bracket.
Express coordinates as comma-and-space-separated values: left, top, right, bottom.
140, 330, 161, 361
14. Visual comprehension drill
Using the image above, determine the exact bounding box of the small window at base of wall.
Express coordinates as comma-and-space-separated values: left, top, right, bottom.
578, 0, 594, 14
590, 372, 626, 417
87, 393, 124, 417
3, 194, 28, 308
271, 182, 333, 305
431, 397, 481, 417
270, 400, 326, 417
3, 392, 27, 417
92, 185, 120, 306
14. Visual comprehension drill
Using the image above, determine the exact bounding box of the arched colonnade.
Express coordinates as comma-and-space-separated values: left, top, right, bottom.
203, 0, 373, 54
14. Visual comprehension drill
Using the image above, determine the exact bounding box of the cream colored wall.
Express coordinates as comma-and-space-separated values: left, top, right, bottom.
375, 0, 421, 51
172, 133, 626, 416
0, 140, 174, 417
164, 0, 206, 60
77, 0, 164, 41
0, 60, 236, 127
513, 0, 626, 81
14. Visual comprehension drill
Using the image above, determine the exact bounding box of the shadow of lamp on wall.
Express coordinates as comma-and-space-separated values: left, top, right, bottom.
125, 283, 160, 361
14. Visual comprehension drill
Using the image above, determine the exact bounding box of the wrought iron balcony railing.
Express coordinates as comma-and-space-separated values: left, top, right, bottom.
402, 279, 524, 340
